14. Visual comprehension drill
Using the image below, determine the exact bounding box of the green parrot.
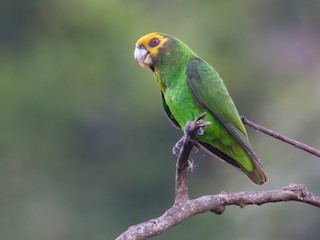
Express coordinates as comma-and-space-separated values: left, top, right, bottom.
134, 32, 267, 185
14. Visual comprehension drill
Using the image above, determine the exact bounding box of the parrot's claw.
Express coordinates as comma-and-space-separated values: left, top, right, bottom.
195, 119, 212, 133
173, 113, 211, 156
196, 127, 205, 135
184, 119, 211, 137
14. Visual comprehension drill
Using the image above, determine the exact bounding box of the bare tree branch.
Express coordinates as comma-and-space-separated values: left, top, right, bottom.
241, 116, 320, 158
174, 112, 210, 204
116, 114, 320, 240
116, 184, 320, 240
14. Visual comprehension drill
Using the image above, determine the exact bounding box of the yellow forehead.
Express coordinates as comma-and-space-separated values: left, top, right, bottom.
136, 33, 169, 55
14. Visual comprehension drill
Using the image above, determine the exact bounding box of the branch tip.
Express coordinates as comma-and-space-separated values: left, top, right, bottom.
241, 115, 320, 158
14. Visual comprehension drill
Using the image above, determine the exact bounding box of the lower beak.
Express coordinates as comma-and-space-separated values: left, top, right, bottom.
134, 45, 153, 67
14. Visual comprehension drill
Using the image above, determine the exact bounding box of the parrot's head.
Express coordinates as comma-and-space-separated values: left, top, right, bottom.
134, 32, 172, 71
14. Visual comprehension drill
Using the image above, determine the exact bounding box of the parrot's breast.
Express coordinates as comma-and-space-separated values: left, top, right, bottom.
163, 80, 216, 142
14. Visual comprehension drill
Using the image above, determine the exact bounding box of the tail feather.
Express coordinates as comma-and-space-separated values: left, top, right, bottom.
198, 141, 267, 185
240, 143, 268, 185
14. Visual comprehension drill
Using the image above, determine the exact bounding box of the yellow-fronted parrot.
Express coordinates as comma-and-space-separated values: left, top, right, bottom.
134, 33, 267, 185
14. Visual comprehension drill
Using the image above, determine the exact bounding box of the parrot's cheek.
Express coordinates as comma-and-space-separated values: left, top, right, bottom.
134, 47, 153, 67
143, 53, 153, 66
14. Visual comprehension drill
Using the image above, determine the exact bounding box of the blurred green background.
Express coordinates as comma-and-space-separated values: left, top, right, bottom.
1, 0, 320, 239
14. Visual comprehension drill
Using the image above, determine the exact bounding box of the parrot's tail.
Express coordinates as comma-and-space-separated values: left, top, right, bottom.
239, 145, 268, 185
198, 141, 267, 185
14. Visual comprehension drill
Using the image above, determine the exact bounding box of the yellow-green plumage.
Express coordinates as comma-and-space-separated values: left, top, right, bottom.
134, 33, 267, 185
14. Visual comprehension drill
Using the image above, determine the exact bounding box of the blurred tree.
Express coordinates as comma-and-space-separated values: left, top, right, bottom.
0, 0, 319, 240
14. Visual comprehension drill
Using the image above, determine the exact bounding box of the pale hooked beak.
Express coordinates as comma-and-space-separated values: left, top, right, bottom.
134, 44, 153, 67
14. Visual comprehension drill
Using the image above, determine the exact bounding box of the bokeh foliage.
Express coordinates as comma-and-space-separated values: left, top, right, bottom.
1, 0, 320, 239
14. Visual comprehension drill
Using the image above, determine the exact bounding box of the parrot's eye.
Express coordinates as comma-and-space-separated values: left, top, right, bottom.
149, 38, 160, 47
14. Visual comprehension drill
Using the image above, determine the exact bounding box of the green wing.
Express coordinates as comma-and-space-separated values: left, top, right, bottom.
186, 58, 267, 185
186, 58, 247, 140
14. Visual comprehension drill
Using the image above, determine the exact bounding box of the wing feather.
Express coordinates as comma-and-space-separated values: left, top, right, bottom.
186, 58, 267, 184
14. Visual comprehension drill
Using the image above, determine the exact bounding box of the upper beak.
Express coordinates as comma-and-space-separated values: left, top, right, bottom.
134, 44, 153, 67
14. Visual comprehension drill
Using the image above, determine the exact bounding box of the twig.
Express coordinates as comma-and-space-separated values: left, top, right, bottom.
241, 116, 320, 158
115, 114, 320, 240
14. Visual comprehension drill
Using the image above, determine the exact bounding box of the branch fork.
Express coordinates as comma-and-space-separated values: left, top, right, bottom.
116, 113, 320, 240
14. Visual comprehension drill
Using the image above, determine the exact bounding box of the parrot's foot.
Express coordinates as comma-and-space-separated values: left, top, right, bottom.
172, 121, 193, 156
196, 125, 205, 135
172, 113, 211, 156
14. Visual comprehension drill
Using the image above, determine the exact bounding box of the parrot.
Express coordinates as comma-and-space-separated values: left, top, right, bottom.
134, 32, 267, 185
